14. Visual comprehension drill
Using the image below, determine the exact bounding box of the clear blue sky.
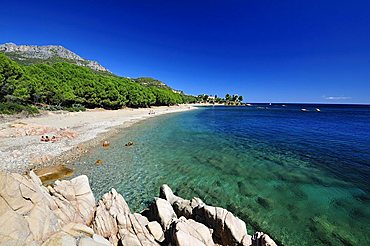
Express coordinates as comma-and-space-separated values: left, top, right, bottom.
1, 0, 369, 103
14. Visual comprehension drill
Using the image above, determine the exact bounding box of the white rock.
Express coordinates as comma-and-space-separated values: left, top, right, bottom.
146, 221, 165, 242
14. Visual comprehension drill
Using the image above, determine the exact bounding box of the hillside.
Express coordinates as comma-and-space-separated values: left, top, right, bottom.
0, 52, 197, 113
0, 43, 109, 72
133, 77, 183, 94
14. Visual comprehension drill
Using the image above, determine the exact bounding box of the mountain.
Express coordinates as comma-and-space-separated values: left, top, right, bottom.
0, 43, 109, 72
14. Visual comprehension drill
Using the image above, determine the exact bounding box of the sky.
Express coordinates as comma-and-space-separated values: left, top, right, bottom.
1, 0, 369, 103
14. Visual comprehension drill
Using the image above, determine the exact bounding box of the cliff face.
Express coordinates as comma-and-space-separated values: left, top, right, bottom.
0, 43, 110, 72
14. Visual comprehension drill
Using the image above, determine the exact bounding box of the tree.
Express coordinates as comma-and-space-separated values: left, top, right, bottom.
238, 95, 243, 102
232, 94, 238, 102
0, 53, 197, 110
203, 94, 209, 102
225, 94, 231, 101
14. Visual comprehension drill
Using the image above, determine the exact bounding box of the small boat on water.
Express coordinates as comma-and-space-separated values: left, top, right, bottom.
316, 108, 321, 112
301, 108, 309, 112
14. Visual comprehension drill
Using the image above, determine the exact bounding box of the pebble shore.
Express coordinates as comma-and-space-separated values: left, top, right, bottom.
0, 105, 197, 173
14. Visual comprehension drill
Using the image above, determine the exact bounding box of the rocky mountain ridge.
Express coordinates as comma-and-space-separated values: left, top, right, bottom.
0, 42, 109, 72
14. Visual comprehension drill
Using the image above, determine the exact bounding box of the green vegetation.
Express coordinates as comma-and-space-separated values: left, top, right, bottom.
196, 93, 244, 105
0, 53, 197, 113
0, 102, 39, 114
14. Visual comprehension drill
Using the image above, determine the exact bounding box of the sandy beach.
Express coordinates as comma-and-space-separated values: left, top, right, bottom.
0, 105, 197, 173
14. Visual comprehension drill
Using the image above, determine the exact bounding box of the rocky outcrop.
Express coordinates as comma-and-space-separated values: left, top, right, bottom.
0, 171, 278, 246
146, 221, 165, 242
143, 198, 178, 230
0, 43, 109, 72
252, 232, 278, 246
0, 171, 97, 245
168, 216, 215, 246
193, 205, 252, 245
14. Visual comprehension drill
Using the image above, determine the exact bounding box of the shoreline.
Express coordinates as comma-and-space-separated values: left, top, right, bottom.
0, 104, 197, 173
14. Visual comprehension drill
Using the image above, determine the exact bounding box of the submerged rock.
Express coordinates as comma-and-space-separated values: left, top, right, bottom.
33, 164, 74, 184
125, 141, 134, 147
102, 140, 110, 148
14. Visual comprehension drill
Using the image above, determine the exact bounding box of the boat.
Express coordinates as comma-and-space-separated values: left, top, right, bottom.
316, 108, 321, 112
301, 108, 309, 112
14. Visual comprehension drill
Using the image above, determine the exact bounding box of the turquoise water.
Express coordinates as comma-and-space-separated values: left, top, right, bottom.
72, 105, 370, 245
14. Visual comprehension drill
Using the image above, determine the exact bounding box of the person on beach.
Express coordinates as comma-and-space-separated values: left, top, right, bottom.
45, 136, 50, 142
40, 136, 45, 142
51, 136, 57, 143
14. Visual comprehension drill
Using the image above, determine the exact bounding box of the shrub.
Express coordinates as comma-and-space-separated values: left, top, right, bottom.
0, 102, 39, 115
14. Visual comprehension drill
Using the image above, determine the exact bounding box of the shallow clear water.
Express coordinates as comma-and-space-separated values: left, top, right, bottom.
72, 105, 370, 246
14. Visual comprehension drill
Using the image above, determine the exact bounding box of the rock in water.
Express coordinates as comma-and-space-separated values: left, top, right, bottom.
168, 216, 215, 246
143, 198, 177, 230
92, 188, 130, 245
252, 232, 278, 246
146, 221, 165, 243
117, 213, 159, 245
160, 184, 204, 219
0, 171, 278, 246
193, 205, 252, 245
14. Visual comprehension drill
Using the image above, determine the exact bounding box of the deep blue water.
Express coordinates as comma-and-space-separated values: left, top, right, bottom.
72, 105, 370, 246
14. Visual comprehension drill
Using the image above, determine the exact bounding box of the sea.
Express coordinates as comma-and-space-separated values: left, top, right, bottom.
71, 104, 370, 246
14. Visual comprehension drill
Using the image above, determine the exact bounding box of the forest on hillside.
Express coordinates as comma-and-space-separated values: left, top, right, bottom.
0, 53, 197, 114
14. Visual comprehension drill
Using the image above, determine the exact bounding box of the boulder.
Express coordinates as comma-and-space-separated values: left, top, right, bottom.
173, 197, 204, 219
146, 221, 165, 243
169, 217, 215, 246
92, 188, 130, 245
0, 210, 33, 244
79, 237, 110, 246
143, 198, 177, 230
117, 213, 159, 246
0, 171, 96, 245
92, 234, 112, 245
51, 175, 96, 224
193, 205, 251, 246
159, 185, 204, 219
61, 222, 94, 237
0, 172, 35, 215
25, 203, 60, 241
252, 232, 278, 246
159, 184, 182, 204
41, 232, 77, 246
